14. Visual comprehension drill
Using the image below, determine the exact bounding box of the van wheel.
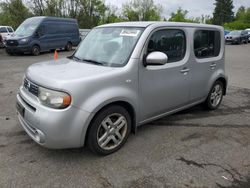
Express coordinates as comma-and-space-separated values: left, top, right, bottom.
204, 81, 224, 110
65, 42, 72, 51
5, 48, 13, 55
31, 45, 40, 56
87, 105, 131, 155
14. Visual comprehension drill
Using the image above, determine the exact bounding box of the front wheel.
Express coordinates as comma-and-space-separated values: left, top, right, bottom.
204, 81, 224, 110
31, 45, 40, 56
87, 105, 131, 155
5, 48, 13, 55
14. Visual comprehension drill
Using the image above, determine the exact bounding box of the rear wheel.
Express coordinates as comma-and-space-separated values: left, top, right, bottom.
65, 42, 72, 51
204, 81, 224, 110
31, 45, 40, 56
87, 105, 131, 155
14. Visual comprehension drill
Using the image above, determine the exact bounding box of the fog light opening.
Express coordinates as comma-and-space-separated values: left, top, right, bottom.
34, 130, 41, 142
34, 130, 45, 144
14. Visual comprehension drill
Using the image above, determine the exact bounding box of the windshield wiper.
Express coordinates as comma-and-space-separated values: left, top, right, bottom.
69, 55, 82, 62
81, 59, 107, 66
70, 55, 107, 66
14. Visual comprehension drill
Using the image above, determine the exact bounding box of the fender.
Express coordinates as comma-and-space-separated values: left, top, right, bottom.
78, 86, 139, 146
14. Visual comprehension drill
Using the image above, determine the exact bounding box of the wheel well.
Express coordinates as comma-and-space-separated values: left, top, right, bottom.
85, 101, 137, 145
216, 77, 227, 95
32, 44, 40, 49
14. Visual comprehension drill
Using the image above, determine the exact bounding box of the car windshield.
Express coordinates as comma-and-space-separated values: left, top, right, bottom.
15, 18, 42, 37
229, 31, 241, 36
73, 27, 144, 67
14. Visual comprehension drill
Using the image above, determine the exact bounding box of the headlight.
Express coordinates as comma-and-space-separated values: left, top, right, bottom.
19, 38, 29, 44
38, 87, 71, 109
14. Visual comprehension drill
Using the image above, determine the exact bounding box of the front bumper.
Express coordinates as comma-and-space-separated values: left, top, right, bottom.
6, 44, 31, 53
16, 86, 92, 149
225, 38, 239, 44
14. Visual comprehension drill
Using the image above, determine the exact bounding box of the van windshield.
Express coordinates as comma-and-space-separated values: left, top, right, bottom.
15, 18, 43, 37
73, 27, 144, 67
229, 30, 241, 36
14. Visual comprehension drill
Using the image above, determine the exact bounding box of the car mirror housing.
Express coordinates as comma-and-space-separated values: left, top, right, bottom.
145, 51, 168, 66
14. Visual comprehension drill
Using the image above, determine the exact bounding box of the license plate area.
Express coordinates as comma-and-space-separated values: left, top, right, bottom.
16, 102, 25, 117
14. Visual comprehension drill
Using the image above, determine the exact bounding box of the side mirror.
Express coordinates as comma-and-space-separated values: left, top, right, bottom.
145, 52, 168, 66
35, 31, 40, 38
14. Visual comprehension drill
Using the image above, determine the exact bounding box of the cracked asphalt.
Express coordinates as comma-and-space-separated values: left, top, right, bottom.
0, 44, 250, 188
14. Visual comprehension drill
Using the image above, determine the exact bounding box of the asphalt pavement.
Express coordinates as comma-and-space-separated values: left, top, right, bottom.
0, 44, 250, 188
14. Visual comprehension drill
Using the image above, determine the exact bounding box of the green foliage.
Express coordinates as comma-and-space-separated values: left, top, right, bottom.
0, 0, 250, 30
0, 0, 32, 29
224, 21, 250, 30
168, 7, 188, 22
224, 6, 250, 30
212, 0, 234, 25
168, 8, 212, 24
122, 0, 162, 21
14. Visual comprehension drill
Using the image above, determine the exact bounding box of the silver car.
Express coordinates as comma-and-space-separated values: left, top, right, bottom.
16, 22, 227, 155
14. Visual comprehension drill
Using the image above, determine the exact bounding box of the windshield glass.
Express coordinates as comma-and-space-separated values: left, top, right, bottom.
15, 17, 43, 37
229, 31, 241, 36
73, 27, 144, 67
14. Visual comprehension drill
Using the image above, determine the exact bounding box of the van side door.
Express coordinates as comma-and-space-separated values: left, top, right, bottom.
35, 25, 47, 51
44, 22, 62, 50
189, 29, 222, 102
139, 28, 190, 122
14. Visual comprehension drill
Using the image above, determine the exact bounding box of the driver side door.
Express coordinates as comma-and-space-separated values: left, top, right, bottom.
139, 28, 190, 122
35, 25, 48, 51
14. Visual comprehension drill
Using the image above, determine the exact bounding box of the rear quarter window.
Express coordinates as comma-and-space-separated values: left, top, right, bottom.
194, 30, 221, 58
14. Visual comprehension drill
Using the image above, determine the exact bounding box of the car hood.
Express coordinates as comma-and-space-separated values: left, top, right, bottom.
26, 58, 115, 89
226, 34, 239, 38
5, 34, 30, 40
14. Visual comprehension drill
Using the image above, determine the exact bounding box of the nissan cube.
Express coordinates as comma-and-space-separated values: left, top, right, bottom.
16, 22, 227, 155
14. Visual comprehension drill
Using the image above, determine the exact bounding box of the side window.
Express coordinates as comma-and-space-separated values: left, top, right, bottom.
37, 25, 45, 36
194, 30, 221, 58
7, 27, 13, 33
0, 27, 8, 33
147, 29, 186, 63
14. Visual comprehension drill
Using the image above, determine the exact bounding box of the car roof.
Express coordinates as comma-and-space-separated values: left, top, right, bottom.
29, 16, 77, 23
0, 26, 13, 28
97, 21, 223, 30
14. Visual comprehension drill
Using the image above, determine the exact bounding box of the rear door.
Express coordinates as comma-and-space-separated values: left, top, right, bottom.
139, 28, 190, 121
189, 29, 222, 102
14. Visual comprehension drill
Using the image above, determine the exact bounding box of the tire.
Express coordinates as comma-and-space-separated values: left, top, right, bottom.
5, 48, 13, 55
31, 45, 40, 56
65, 42, 72, 51
87, 105, 131, 155
204, 81, 224, 110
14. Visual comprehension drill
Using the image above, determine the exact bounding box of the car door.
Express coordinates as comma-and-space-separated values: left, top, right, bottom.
35, 25, 47, 51
7, 27, 14, 35
139, 28, 190, 121
44, 22, 61, 50
189, 29, 222, 102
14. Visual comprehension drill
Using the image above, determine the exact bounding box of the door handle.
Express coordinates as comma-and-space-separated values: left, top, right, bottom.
210, 63, 217, 69
180, 68, 190, 74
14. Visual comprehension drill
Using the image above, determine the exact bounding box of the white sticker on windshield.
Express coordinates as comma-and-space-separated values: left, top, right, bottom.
120, 29, 140, 37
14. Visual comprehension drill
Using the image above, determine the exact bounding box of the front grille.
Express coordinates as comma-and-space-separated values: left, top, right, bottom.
24, 78, 39, 97
6, 40, 18, 46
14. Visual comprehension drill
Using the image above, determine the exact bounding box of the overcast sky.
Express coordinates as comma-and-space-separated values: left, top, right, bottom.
105, 0, 250, 18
